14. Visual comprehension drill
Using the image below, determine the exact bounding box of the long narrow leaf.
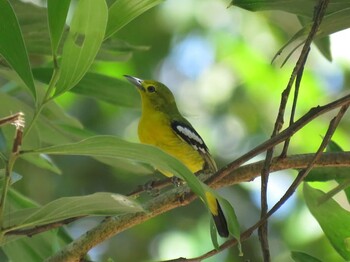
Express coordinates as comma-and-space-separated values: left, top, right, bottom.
55, 0, 108, 96
47, 0, 71, 54
2, 189, 73, 259
26, 135, 207, 205
105, 0, 163, 39
5, 192, 144, 230
0, 0, 36, 99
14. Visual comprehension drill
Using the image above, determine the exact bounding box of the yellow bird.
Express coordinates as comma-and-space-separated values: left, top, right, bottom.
125, 75, 229, 237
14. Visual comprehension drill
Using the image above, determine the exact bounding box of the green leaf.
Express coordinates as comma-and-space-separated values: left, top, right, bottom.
231, 0, 350, 18
0, 93, 87, 149
20, 154, 62, 175
4, 192, 143, 231
278, 9, 350, 63
3, 230, 68, 261
47, 0, 71, 54
2, 189, 73, 259
10, 0, 51, 57
2, 1, 144, 62
55, 0, 108, 96
219, 197, 242, 255
303, 183, 350, 260
97, 38, 149, 62
209, 218, 219, 250
33, 68, 141, 107
232, 0, 350, 63
298, 16, 332, 61
26, 135, 207, 207
324, 141, 350, 203
305, 167, 350, 182
313, 36, 332, 61
291, 251, 322, 262
327, 140, 343, 153
0, 0, 36, 99
105, 0, 163, 39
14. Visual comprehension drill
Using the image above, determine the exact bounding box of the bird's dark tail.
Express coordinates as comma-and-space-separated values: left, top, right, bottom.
205, 192, 229, 237
212, 199, 229, 237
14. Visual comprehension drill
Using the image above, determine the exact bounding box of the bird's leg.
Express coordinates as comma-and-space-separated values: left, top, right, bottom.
171, 176, 184, 187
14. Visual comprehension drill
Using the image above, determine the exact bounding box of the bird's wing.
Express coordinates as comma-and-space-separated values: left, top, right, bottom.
171, 120, 217, 172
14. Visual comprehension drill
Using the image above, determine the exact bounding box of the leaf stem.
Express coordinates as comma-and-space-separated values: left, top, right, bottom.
23, 62, 60, 139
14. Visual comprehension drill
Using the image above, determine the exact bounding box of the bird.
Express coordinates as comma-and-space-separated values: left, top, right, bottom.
124, 75, 229, 238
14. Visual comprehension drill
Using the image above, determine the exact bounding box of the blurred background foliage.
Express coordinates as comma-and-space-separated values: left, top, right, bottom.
1, 0, 350, 261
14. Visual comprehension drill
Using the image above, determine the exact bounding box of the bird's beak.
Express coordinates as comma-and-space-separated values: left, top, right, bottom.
124, 75, 145, 91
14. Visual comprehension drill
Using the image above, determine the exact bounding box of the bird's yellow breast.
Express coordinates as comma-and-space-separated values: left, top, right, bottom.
138, 110, 204, 176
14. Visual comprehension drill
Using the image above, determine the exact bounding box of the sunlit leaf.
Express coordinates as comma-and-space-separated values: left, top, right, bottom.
291, 251, 322, 262
304, 183, 350, 260
55, 0, 108, 96
47, 0, 71, 54
4, 0, 145, 63
0, 0, 36, 99
105, 0, 163, 39
4, 192, 144, 230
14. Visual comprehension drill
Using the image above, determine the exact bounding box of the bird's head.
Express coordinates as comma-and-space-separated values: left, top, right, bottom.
124, 75, 177, 112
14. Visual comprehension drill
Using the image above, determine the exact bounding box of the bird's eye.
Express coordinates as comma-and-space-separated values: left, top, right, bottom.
147, 86, 156, 93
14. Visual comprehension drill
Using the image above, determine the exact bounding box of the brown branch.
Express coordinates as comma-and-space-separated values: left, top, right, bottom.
280, 47, 310, 158
45, 92, 350, 261
45, 151, 350, 262
10, 92, 350, 240
175, 105, 349, 262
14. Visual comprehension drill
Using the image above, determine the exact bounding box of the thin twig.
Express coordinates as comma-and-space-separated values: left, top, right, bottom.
207, 92, 350, 186
280, 47, 310, 158
181, 105, 348, 262
258, 1, 330, 259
